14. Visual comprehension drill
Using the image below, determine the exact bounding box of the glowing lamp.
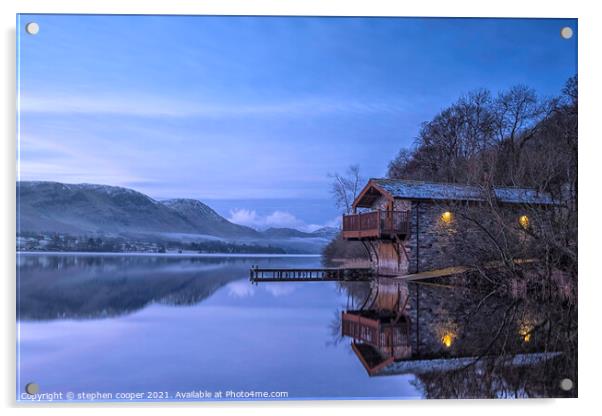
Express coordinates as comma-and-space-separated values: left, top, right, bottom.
519, 215, 529, 229
441, 211, 453, 224
441, 333, 454, 348
519, 324, 532, 343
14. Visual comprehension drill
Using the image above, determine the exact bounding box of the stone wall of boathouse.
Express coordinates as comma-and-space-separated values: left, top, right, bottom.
377, 199, 535, 275
404, 201, 460, 274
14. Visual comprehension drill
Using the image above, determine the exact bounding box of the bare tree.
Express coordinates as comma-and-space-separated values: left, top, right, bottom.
388, 89, 496, 184
330, 164, 363, 214
387, 148, 414, 179
490, 85, 560, 185
492, 85, 542, 145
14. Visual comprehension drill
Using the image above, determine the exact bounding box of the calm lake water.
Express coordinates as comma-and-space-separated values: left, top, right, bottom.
17, 254, 419, 401
17, 254, 576, 401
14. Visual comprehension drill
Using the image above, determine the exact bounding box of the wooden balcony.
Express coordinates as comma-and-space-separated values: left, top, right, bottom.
342, 210, 410, 240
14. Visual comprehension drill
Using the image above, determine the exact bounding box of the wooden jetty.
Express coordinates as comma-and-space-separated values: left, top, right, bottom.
398, 266, 469, 281
249, 267, 374, 283
248, 265, 458, 284
249, 258, 536, 284
396, 259, 538, 281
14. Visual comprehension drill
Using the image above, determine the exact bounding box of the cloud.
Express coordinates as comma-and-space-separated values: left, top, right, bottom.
228, 208, 333, 232
19, 92, 405, 119
227, 280, 255, 298
228, 208, 303, 230
265, 211, 300, 228
17, 134, 145, 185
263, 284, 295, 297
226, 279, 295, 298
323, 216, 342, 229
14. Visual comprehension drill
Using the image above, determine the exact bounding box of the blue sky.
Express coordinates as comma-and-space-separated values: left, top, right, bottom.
17, 15, 577, 230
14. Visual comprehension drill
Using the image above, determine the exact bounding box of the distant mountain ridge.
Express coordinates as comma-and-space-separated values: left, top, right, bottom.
160, 198, 260, 238
16, 181, 338, 242
262, 226, 338, 239
17, 181, 260, 238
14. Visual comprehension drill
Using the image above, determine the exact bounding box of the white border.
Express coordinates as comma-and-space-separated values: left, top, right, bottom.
2, 1, 600, 415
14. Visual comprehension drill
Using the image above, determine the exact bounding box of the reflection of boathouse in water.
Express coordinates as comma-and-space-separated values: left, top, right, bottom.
341, 279, 412, 374
341, 278, 561, 380
341, 179, 554, 276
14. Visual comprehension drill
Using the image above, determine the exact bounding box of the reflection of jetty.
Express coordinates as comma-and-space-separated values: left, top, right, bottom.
249, 267, 373, 283
248, 264, 469, 284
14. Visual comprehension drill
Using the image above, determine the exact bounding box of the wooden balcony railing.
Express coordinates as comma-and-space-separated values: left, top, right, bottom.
342, 210, 410, 240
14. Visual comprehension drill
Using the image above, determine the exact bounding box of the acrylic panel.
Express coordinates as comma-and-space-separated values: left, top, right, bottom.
16, 14, 578, 402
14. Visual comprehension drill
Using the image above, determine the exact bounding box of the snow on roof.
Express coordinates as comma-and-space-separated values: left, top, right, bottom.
371, 179, 555, 205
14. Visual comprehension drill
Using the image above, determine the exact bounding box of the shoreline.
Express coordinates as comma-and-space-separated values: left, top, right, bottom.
16, 251, 322, 258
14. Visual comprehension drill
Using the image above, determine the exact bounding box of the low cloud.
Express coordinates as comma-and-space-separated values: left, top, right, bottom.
228, 208, 335, 232
227, 280, 255, 298
263, 285, 296, 297
226, 280, 295, 298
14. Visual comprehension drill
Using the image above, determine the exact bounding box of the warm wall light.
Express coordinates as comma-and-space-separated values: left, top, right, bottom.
441, 333, 454, 348
519, 215, 530, 229
441, 211, 453, 224
519, 325, 532, 343
518, 318, 534, 343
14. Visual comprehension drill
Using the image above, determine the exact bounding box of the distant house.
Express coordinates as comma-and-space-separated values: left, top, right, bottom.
341, 179, 554, 276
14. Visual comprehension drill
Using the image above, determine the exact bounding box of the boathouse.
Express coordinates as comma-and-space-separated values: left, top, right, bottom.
342, 179, 554, 276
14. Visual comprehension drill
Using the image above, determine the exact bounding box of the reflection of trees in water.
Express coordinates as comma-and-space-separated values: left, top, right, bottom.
337, 281, 372, 309
413, 353, 574, 399
19, 266, 239, 321
17, 255, 319, 321
17, 254, 273, 270
337, 275, 577, 398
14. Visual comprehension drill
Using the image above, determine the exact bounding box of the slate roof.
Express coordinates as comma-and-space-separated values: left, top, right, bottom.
370, 179, 555, 205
